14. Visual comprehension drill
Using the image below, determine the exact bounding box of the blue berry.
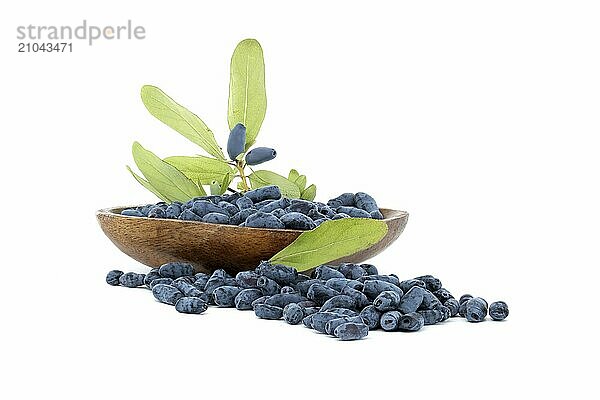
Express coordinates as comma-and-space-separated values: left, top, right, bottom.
341, 286, 371, 309
311, 312, 347, 333
295, 279, 326, 296
172, 280, 204, 298
362, 279, 403, 300
235, 196, 254, 210
265, 293, 306, 308
235, 289, 264, 310
307, 209, 327, 221
179, 209, 202, 221
380, 311, 402, 331
327, 193, 355, 208
444, 298, 460, 317
398, 286, 425, 314
420, 289, 442, 310
230, 208, 257, 225
359, 305, 382, 330
314, 265, 345, 280
280, 212, 316, 230
256, 261, 298, 285
418, 309, 443, 325
283, 303, 305, 325
245, 147, 277, 165
288, 199, 318, 214
159, 262, 195, 279
334, 322, 369, 341
354, 192, 379, 214
280, 286, 296, 294
165, 204, 182, 219
152, 284, 183, 305
260, 198, 291, 213
338, 263, 367, 280
399, 279, 426, 293
397, 312, 425, 332
119, 272, 146, 288
144, 269, 161, 288
415, 275, 442, 292
191, 200, 228, 217
227, 123, 246, 160
320, 295, 357, 312
106, 270, 123, 286
302, 314, 315, 328
257, 276, 281, 296
433, 288, 454, 303
213, 286, 243, 307
218, 201, 240, 217
325, 278, 364, 292
148, 207, 166, 219
254, 303, 283, 320
121, 209, 144, 217
359, 274, 400, 285
235, 271, 260, 288
466, 297, 488, 322
245, 212, 285, 229
360, 264, 378, 275
335, 206, 371, 218
370, 210, 384, 219
149, 277, 174, 288
307, 284, 340, 305
317, 205, 337, 218
202, 212, 230, 224
325, 316, 363, 335
459, 294, 473, 304
175, 297, 208, 314
373, 290, 402, 312
489, 301, 509, 321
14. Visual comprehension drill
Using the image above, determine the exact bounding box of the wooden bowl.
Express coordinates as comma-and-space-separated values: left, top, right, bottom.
96, 206, 408, 274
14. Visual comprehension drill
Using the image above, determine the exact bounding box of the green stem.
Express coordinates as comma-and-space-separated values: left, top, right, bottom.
236, 161, 250, 192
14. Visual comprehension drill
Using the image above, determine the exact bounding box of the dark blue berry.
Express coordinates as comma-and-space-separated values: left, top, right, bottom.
380, 311, 402, 331
335, 206, 371, 218
359, 305, 382, 330
334, 322, 369, 341
489, 301, 509, 321
213, 286, 243, 307
202, 212, 230, 224
314, 265, 344, 280
373, 290, 402, 312
227, 123, 246, 160
106, 270, 123, 286
235, 289, 264, 310
254, 303, 283, 319
121, 209, 144, 217
175, 297, 208, 314
152, 284, 183, 305
327, 193, 355, 208
280, 212, 316, 230
398, 286, 425, 314
283, 303, 305, 325
397, 312, 425, 332
245, 212, 284, 229
119, 272, 146, 288
362, 279, 403, 300
245, 147, 277, 165
466, 297, 488, 322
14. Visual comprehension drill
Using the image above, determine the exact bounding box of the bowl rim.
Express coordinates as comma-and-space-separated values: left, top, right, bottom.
96, 205, 408, 234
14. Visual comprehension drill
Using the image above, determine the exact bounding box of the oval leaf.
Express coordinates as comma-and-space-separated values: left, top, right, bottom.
269, 219, 388, 271
248, 170, 300, 198
295, 175, 307, 192
228, 39, 267, 150
132, 142, 205, 202
127, 166, 171, 202
300, 184, 317, 201
164, 156, 235, 185
288, 169, 300, 182
141, 85, 225, 160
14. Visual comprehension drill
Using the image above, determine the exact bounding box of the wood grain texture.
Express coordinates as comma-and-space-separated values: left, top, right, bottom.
96, 206, 408, 274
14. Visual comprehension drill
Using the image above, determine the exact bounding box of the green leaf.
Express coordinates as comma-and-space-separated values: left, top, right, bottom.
132, 142, 205, 202
218, 173, 233, 195
164, 156, 235, 185
295, 175, 307, 192
127, 166, 171, 202
301, 184, 317, 201
141, 85, 225, 160
248, 170, 301, 198
288, 169, 300, 182
209, 180, 221, 195
228, 39, 267, 150
269, 219, 388, 271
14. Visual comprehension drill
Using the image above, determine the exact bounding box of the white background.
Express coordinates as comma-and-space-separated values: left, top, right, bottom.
1, 1, 598, 399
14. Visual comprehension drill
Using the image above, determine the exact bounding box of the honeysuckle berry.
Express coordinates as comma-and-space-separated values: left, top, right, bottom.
245, 147, 277, 165
227, 123, 246, 160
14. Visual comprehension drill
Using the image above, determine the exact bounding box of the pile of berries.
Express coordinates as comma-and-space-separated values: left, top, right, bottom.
119, 186, 384, 230
107, 261, 509, 341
